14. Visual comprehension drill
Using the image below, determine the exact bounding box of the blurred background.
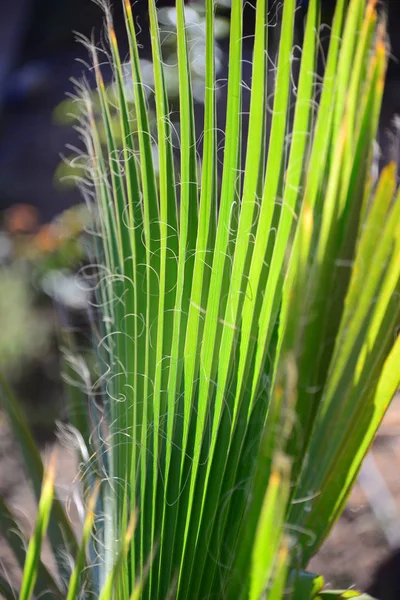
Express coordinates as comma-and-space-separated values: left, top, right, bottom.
0, 1, 399, 597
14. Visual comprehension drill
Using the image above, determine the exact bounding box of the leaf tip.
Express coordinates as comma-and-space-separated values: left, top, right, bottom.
109, 26, 117, 48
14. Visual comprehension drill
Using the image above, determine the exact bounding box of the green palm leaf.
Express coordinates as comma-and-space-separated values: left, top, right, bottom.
1, 0, 397, 598
78, 0, 397, 597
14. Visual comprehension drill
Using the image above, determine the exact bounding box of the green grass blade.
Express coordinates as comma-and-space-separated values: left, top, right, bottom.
66, 482, 99, 600
19, 454, 56, 600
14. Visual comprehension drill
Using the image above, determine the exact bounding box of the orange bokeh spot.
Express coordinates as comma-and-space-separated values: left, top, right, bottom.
4, 204, 39, 234
34, 225, 60, 253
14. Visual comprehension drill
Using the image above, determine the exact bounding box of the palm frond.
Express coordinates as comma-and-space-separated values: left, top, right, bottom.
0, 0, 397, 598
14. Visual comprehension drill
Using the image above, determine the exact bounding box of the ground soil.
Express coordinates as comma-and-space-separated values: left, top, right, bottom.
309, 395, 400, 593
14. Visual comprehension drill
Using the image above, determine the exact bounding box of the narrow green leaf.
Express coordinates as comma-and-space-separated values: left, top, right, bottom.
147, 1, 179, 595
317, 593, 376, 600
250, 455, 291, 600
267, 537, 292, 600
66, 482, 100, 600
156, 0, 198, 596
20, 453, 56, 600
291, 570, 325, 600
